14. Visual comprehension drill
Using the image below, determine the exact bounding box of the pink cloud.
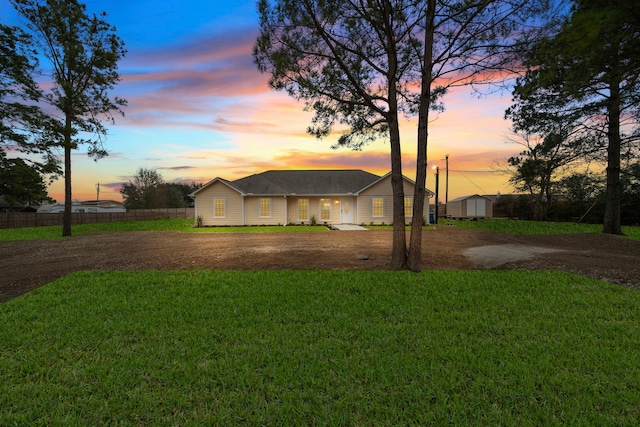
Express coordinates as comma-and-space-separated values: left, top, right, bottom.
116, 26, 273, 128
125, 28, 258, 69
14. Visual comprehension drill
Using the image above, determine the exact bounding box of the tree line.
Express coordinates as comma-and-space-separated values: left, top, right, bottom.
498, 165, 640, 226
504, 0, 639, 231
120, 168, 202, 209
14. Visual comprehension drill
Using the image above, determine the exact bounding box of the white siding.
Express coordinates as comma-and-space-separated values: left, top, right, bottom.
245, 196, 286, 225
195, 181, 243, 226
357, 176, 426, 225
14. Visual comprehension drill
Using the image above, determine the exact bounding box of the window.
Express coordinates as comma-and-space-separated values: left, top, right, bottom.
259, 198, 271, 218
372, 197, 384, 217
213, 198, 225, 218
298, 199, 309, 221
320, 199, 331, 221
404, 197, 413, 217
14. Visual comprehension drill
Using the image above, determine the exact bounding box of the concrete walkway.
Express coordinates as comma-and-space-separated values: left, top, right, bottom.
463, 244, 563, 268
332, 224, 369, 230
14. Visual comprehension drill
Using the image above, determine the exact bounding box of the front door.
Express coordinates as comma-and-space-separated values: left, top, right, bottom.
340, 198, 353, 223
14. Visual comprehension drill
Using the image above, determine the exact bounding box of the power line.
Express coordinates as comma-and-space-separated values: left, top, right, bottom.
448, 169, 501, 173
458, 172, 488, 194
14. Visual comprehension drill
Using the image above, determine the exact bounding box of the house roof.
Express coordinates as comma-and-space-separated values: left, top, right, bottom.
448, 194, 492, 203
193, 170, 435, 197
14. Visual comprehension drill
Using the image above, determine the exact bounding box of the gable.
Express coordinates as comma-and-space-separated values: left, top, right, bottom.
449, 194, 491, 203
192, 177, 244, 197
356, 172, 435, 197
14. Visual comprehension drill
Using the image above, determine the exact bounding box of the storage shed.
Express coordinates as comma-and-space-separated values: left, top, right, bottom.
446, 194, 493, 219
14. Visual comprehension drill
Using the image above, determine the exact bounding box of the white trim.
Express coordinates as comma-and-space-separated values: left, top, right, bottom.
340, 198, 354, 224
259, 197, 272, 218
371, 196, 384, 218
193, 177, 245, 197
284, 196, 288, 225
241, 195, 246, 226
354, 172, 435, 197
213, 197, 226, 218
319, 198, 332, 222
297, 198, 309, 221
404, 196, 413, 217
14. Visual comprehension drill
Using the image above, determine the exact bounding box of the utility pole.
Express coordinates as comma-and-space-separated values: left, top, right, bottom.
96, 183, 100, 201
433, 166, 439, 223
445, 154, 449, 215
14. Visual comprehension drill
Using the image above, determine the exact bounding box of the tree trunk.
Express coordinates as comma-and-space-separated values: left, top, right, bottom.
383, 1, 407, 270
62, 114, 73, 237
602, 75, 623, 235
388, 113, 407, 269
407, 0, 436, 273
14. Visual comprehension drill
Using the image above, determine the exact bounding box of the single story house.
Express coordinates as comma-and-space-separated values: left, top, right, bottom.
37, 200, 126, 213
446, 194, 493, 219
192, 170, 434, 226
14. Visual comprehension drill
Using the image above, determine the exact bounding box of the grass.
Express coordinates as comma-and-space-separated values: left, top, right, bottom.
2, 217, 639, 242
450, 218, 640, 240
187, 225, 329, 233
0, 219, 328, 241
1, 270, 638, 425
364, 224, 435, 230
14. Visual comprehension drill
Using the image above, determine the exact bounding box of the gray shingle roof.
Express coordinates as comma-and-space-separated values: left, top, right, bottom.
231, 170, 381, 195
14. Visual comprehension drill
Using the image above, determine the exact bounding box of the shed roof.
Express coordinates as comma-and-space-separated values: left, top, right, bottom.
448, 194, 492, 203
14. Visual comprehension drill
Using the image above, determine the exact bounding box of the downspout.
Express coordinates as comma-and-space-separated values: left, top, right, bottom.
193, 194, 198, 226
353, 193, 358, 225
284, 195, 287, 226
242, 194, 246, 226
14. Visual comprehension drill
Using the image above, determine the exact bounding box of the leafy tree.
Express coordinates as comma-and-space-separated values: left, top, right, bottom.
166, 182, 201, 208
11, 0, 127, 236
0, 148, 51, 206
556, 171, 605, 223
0, 23, 38, 146
254, 0, 425, 268
503, 129, 592, 220
121, 168, 164, 209
407, 0, 553, 270
120, 169, 200, 209
507, 0, 640, 234
255, 0, 552, 271
0, 23, 59, 176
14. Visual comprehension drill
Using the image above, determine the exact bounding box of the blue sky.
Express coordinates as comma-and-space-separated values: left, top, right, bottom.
2, 0, 518, 202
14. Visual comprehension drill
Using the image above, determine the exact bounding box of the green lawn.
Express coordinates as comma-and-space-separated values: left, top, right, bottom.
1, 270, 638, 425
2, 217, 639, 241
449, 218, 640, 240
0, 219, 328, 241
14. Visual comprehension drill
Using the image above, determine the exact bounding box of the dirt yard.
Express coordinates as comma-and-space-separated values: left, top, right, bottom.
1, 226, 639, 303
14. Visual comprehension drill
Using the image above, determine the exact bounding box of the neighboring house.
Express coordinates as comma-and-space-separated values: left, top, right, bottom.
446, 194, 493, 219
192, 170, 435, 226
37, 200, 126, 213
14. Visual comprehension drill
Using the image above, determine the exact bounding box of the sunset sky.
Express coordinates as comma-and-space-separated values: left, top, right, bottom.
2, 0, 521, 203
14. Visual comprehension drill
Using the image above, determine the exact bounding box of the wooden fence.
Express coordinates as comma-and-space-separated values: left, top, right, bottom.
0, 208, 195, 229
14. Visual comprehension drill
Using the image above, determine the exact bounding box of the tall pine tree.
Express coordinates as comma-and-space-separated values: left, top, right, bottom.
12, 0, 127, 236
